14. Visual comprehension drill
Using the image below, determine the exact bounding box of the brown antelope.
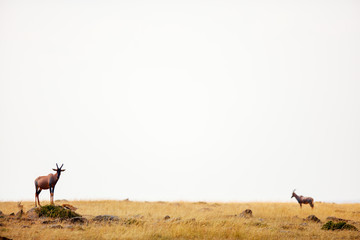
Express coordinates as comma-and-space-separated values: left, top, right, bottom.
34, 164, 65, 207
17, 201, 24, 217
291, 189, 314, 208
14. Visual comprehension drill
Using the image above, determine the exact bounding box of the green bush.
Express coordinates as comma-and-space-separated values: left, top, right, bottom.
341, 223, 358, 231
36, 205, 80, 220
321, 221, 358, 231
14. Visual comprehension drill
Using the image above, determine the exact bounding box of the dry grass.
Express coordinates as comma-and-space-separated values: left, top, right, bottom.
0, 200, 360, 239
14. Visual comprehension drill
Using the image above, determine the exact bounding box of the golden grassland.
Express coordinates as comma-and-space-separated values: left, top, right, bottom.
0, 200, 360, 239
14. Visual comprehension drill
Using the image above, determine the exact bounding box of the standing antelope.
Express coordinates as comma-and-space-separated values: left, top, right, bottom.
34, 164, 65, 207
291, 189, 314, 208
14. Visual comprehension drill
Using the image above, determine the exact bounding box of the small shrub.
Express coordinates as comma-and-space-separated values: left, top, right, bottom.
321, 221, 358, 231
36, 205, 80, 220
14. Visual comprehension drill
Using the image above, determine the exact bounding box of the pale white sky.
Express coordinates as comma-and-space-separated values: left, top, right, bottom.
1, 1, 359, 203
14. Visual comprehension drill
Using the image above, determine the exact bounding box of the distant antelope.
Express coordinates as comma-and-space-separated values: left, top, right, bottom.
34, 164, 65, 207
291, 189, 314, 208
17, 201, 23, 212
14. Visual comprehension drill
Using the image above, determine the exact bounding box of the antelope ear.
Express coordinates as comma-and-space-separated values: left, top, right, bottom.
61, 169, 66, 172
52, 168, 57, 171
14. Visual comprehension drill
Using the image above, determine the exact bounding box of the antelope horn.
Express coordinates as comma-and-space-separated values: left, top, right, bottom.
60, 164, 64, 169
56, 163, 59, 169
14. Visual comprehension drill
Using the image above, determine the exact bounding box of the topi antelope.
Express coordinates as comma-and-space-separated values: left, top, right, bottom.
291, 189, 314, 209
34, 164, 65, 207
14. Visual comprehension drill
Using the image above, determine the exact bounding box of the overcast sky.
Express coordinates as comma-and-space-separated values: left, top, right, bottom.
1, 0, 359, 203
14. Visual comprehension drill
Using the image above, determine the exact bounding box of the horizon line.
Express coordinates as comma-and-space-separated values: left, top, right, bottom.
1, 198, 360, 204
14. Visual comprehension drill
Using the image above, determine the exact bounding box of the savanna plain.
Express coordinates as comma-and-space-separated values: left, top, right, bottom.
0, 200, 360, 240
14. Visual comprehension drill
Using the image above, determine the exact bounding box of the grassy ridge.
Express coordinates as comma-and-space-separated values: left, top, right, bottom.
0, 201, 359, 239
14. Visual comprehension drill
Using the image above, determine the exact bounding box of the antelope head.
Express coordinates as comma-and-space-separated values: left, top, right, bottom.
53, 163, 65, 176
291, 189, 296, 198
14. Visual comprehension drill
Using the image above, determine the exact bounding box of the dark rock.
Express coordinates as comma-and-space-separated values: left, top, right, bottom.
15, 210, 24, 219
15, 210, 22, 217
69, 217, 88, 225
0, 236, 13, 240
93, 215, 120, 222
306, 215, 321, 223
239, 209, 253, 218
42, 220, 57, 224
48, 224, 63, 229
164, 215, 170, 220
9, 213, 14, 216
326, 216, 350, 222
26, 208, 39, 219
